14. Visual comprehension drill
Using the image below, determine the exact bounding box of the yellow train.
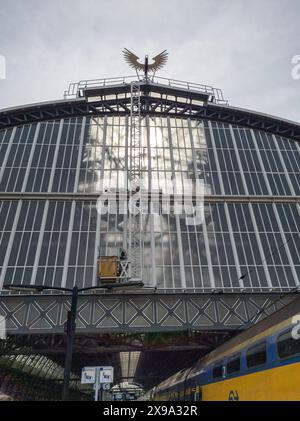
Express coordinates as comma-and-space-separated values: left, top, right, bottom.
145, 297, 300, 401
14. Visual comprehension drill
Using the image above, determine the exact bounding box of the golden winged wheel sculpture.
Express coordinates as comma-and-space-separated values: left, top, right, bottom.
123, 48, 168, 79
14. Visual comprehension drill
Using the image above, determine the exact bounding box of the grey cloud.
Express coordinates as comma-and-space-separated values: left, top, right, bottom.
0, 0, 299, 121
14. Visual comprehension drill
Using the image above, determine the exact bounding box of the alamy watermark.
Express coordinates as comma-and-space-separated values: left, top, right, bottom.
291, 55, 300, 80
96, 176, 205, 226
0, 55, 6, 80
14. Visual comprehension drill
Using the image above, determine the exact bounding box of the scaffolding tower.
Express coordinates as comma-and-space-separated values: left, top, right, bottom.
127, 81, 143, 281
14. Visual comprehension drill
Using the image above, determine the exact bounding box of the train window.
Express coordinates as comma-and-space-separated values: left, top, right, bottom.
277, 329, 300, 359
246, 341, 267, 369
212, 364, 223, 379
227, 354, 240, 375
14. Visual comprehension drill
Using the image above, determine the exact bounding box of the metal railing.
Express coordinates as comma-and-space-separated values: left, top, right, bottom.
64, 75, 228, 105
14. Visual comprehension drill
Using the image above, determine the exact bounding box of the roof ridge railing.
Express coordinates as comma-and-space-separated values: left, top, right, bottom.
64, 75, 228, 105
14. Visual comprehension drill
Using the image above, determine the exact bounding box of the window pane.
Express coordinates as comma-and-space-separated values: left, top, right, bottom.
277, 329, 300, 359
212, 365, 223, 379
227, 355, 240, 374
246, 342, 267, 368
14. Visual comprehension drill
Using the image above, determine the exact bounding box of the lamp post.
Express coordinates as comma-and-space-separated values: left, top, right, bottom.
3, 281, 143, 401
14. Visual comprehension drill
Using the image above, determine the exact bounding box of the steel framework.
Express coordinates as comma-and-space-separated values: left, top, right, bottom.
1, 77, 300, 335
0, 292, 297, 335
127, 82, 142, 281
1, 80, 300, 142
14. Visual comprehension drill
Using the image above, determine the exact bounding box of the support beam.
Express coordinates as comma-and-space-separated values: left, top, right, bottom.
0, 292, 297, 335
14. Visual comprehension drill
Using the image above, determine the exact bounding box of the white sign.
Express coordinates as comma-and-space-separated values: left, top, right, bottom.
81, 367, 96, 384
102, 383, 111, 391
99, 366, 114, 384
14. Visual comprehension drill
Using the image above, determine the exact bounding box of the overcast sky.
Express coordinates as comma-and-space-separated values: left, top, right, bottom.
0, 0, 299, 121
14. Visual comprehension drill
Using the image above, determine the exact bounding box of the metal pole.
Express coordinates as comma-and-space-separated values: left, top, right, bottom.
62, 286, 78, 401
94, 369, 99, 401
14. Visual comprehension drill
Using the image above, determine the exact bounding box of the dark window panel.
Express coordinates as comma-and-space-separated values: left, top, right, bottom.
221, 266, 231, 288
50, 123, 60, 145
255, 266, 269, 288
13, 126, 26, 144
41, 169, 51, 192
45, 145, 55, 167
0, 144, 8, 167
59, 170, 68, 192
0, 203, 9, 230
31, 144, 42, 167
257, 173, 269, 195
57, 232, 68, 266
25, 202, 38, 231
11, 144, 25, 167
8, 231, 22, 266
6, 144, 19, 168
67, 170, 76, 192
75, 267, 85, 289
62, 146, 72, 168
71, 146, 79, 168
44, 267, 54, 286
69, 232, 79, 266
48, 232, 59, 266
53, 267, 63, 288
0, 130, 4, 144
84, 267, 94, 288
52, 202, 63, 231
43, 123, 53, 145
213, 266, 222, 288
227, 355, 241, 374
26, 169, 36, 192
22, 268, 33, 285
56, 148, 64, 168
4, 268, 15, 284
5, 202, 17, 230
173, 267, 182, 288
212, 365, 223, 379
277, 329, 300, 359
34, 202, 45, 230
51, 171, 61, 192
17, 232, 31, 266
5, 168, 14, 191
228, 172, 240, 195
246, 342, 267, 369
26, 232, 39, 266
16, 202, 29, 231
184, 266, 194, 288
39, 231, 51, 266
13, 268, 24, 284
62, 203, 72, 231
82, 203, 92, 230
45, 203, 55, 231
33, 171, 43, 193
14, 168, 26, 191
0, 232, 10, 266
36, 267, 46, 284
73, 202, 82, 231
66, 267, 76, 289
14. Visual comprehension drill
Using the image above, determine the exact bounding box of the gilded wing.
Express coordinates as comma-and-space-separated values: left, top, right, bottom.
148, 50, 168, 71
122, 48, 145, 71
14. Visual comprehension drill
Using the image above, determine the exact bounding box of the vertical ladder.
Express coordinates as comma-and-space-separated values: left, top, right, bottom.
128, 81, 142, 281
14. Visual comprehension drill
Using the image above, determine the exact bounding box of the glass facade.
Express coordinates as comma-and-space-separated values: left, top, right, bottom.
0, 113, 300, 291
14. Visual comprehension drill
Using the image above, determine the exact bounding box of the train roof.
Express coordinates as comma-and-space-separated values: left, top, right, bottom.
155, 295, 300, 391
204, 295, 300, 364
